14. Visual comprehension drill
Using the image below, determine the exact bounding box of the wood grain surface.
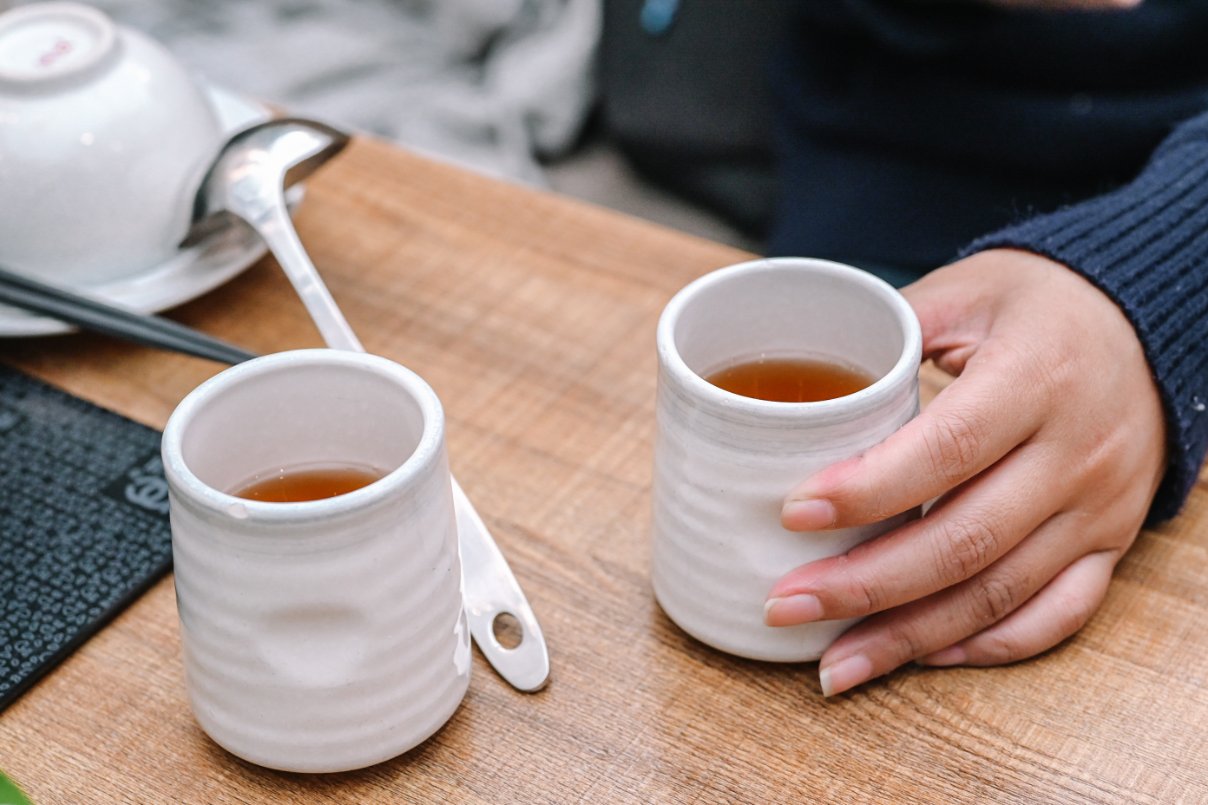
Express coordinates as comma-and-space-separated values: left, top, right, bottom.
1, 138, 1205, 804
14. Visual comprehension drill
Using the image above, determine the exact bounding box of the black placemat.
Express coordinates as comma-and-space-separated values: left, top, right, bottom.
0, 366, 172, 712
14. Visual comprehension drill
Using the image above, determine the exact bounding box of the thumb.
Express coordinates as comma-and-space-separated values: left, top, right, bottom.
900, 262, 996, 376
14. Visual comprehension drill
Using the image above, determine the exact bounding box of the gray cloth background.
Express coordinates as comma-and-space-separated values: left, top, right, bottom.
10, 0, 601, 185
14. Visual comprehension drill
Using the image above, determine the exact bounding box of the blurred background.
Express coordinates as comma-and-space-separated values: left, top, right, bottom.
8, 0, 1205, 277
9, 0, 799, 252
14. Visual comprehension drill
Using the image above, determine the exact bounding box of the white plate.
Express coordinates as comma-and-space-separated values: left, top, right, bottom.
0, 84, 302, 337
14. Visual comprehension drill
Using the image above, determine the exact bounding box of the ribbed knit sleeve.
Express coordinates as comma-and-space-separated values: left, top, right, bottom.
965, 110, 1208, 521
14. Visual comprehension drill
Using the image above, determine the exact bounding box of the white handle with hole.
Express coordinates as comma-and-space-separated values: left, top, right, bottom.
453, 478, 550, 692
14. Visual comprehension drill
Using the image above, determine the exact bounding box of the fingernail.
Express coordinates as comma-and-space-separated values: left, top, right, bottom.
764, 594, 824, 626
917, 645, 967, 667
781, 499, 836, 530
819, 654, 873, 697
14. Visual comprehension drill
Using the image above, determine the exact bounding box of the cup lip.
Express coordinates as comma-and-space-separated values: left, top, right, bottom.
0, 2, 120, 90
161, 349, 446, 525
656, 257, 922, 424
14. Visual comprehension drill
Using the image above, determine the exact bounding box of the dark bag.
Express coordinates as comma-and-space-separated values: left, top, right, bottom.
599, 0, 798, 237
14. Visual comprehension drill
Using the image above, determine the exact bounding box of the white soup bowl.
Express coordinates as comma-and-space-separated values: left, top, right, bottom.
0, 2, 223, 286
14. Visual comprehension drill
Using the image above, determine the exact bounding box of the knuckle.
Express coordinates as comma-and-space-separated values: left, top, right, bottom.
932, 514, 1003, 584
880, 623, 930, 664
969, 573, 1022, 625
988, 333, 1067, 396
1020, 338, 1071, 397
834, 556, 886, 615
922, 408, 989, 482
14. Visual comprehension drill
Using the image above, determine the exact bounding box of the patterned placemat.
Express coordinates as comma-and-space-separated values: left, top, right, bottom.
0, 366, 173, 712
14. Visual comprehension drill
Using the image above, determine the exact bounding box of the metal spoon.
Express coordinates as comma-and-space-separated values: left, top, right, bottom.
186, 117, 551, 692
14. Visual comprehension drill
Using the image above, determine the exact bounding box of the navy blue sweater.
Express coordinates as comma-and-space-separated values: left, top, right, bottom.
770, 1, 1208, 518
969, 110, 1208, 520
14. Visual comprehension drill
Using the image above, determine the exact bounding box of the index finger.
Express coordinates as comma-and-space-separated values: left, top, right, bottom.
782, 345, 1044, 531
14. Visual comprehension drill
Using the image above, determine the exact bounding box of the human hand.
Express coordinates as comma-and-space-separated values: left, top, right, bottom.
763, 249, 1167, 696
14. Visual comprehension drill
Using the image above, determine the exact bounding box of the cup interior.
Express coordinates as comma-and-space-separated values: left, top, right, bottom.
670, 260, 908, 386
177, 355, 431, 497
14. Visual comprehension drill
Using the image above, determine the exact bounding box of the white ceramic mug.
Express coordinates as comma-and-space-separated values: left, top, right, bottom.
162, 350, 471, 773
651, 258, 922, 662
0, 2, 223, 286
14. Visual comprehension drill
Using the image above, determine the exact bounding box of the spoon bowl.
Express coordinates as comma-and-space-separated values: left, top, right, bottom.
183, 117, 349, 249
185, 117, 361, 350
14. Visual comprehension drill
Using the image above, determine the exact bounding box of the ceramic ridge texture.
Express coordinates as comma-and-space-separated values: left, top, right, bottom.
163, 350, 470, 773
651, 258, 922, 662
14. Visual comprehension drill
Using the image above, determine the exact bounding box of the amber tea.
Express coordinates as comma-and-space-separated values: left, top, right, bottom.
231, 463, 386, 502
705, 356, 875, 403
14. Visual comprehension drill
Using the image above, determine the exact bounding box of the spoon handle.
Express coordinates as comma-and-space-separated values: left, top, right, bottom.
249, 195, 551, 693
252, 197, 364, 352
454, 478, 550, 692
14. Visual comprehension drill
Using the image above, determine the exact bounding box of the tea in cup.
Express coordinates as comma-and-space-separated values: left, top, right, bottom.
651, 257, 922, 662
0, 2, 224, 286
161, 349, 471, 773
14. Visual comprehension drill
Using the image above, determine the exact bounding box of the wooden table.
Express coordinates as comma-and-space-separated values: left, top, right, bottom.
1, 138, 1206, 804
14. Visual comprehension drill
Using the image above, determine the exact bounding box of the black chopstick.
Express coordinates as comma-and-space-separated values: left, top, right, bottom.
0, 264, 256, 365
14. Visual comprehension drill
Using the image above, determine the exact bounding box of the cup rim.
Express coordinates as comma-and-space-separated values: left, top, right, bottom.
161, 349, 446, 525
656, 257, 922, 424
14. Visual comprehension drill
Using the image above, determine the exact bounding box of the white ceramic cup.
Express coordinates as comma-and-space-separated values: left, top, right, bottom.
0, 2, 223, 286
651, 258, 922, 662
162, 350, 471, 773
